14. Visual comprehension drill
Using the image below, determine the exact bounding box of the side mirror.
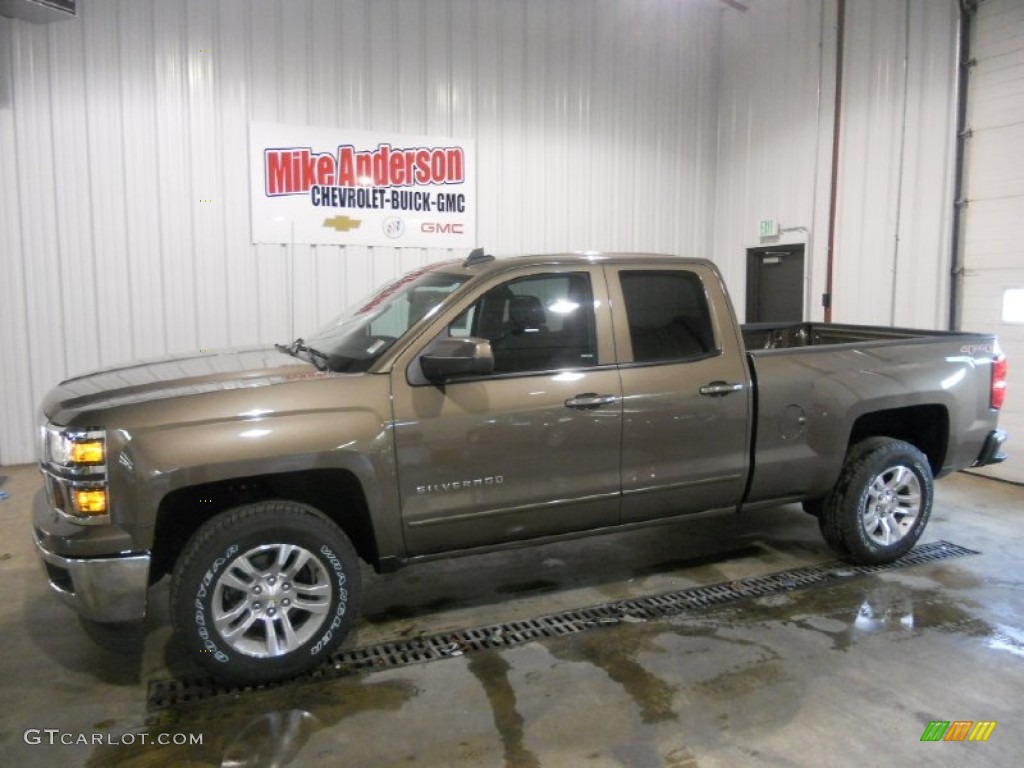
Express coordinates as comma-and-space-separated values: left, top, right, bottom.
420, 337, 494, 381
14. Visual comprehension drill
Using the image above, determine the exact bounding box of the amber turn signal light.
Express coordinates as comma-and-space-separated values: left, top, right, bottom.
69, 440, 105, 465
72, 489, 108, 515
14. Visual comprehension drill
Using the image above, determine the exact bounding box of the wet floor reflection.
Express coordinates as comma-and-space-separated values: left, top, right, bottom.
87, 568, 1021, 766
785, 581, 992, 652
466, 652, 540, 768
86, 679, 415, 767
220, 709, 319, 768
547, 626, 678, 725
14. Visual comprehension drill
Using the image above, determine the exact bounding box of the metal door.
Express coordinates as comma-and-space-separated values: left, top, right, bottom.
746, 246, 806, 323
390, 266, 623, 555
606, 264, 752, 523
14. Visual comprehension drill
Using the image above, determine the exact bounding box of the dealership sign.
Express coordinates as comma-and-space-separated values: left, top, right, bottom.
249, 122, 476, 248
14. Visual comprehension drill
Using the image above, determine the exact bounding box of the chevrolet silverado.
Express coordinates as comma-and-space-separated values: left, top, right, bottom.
33, 251, 1008, 684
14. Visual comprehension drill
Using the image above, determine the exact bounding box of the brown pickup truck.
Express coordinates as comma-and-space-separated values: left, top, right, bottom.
33, 251, 1008, 685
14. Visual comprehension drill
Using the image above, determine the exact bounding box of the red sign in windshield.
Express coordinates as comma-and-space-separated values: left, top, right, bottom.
356, 262, 453, 315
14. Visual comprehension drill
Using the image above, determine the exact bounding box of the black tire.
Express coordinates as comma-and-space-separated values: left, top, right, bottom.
817, 500, 850, 557
171, 501, 361, 686
802, 498, 824, 517
815, 439, 885, 556
820, 437, 933, 565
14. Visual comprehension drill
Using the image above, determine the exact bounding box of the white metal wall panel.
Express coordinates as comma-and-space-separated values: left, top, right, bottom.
0, 0, 722, 464
713, 0, 837, 318
960, 0, 1024, 483
832, 0, 908, 325
831, 0, 958, 329
712, 0, 957, 327
0, 0, 976, 465
888, 0, 959, 330
0, 18, 36, 465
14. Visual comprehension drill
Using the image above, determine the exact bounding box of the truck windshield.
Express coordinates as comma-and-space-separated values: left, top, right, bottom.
304, 265, 469, 372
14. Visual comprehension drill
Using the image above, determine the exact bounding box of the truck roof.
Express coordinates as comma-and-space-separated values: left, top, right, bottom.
450, 251, 715, 278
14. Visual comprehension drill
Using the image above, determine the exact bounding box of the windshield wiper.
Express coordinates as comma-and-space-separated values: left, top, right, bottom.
275, 338, 329, 372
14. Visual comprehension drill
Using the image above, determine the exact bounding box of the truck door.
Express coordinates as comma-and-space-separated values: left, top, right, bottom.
390, 266, 622, 555
606, 264, 752, 522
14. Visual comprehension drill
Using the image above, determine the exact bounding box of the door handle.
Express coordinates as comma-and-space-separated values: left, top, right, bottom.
699, 381, 745, 397
565, 393, 618, 410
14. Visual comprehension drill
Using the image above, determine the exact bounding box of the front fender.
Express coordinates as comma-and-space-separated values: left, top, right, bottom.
108, 398, 401, 559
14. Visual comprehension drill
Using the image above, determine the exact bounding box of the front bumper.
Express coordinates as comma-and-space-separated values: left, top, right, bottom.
974, 429, 1009, 467
33, 491, 150, 623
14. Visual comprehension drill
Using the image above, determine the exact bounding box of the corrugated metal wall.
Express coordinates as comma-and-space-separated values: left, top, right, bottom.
713, 0, 837, 318
960, 0, 1024, 483
0, 0, 968, 465
0, 0, 722, 464
832, 0, 959, 328
714, 0, 959, 328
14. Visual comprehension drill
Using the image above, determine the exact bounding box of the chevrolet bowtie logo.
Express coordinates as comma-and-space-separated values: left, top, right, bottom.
323, 215, 362, 232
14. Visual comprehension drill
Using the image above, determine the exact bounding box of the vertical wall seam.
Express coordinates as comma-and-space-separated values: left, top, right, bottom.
44, 24, 69, 375
888, 0, 913, 324
948, 1, 974, 330
215, 0, 231, 343
806, 0, 828, 321
80, 6, 103, 362
824, 0, 846, 322
185, 0, 199, 349
709, 4, 725, 268
149, 1, 167, 354
10, 26, 37, 418
245, 1, 261, 345
114, 0, 137, 359
305, 2, 319, 326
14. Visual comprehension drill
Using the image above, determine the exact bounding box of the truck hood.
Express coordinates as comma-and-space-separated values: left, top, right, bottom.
43, 347, 321, 424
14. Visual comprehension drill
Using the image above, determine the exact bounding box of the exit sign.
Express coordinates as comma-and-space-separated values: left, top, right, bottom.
759, 219, 779, 238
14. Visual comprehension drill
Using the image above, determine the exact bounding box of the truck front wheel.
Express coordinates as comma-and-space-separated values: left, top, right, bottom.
170, 501, 360, 686
820, 437, 934, 565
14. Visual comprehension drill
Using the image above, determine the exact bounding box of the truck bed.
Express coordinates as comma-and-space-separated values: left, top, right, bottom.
741, 322, 991, 352
740, 322, 1000, 509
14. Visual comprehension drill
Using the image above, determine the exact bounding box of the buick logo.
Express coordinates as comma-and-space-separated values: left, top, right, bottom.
382, 217, 405, 239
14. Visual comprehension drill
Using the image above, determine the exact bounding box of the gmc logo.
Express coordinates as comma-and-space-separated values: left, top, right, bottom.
420, 222, 464, 234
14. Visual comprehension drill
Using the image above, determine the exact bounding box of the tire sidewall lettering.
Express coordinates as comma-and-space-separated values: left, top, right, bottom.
191, 543, 240, 665
310, 544, 349, 657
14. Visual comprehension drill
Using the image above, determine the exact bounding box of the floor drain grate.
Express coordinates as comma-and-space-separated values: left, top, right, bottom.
147, 539, 978, 711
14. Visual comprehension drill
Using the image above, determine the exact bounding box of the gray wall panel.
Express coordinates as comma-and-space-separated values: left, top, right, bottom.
0, 0, 970, 464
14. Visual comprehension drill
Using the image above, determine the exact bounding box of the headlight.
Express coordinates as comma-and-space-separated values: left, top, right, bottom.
45, 428, 106, 468
69, 438, 105, 465
39, 425, 110, 525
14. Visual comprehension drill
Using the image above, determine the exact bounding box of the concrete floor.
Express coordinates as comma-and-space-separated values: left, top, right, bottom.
1, 463, 1022, 767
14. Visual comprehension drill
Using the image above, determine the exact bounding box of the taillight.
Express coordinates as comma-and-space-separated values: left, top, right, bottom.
991, 355, 1007, 410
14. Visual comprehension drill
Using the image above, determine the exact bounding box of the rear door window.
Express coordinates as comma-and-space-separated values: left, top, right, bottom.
619, 271, 717, 363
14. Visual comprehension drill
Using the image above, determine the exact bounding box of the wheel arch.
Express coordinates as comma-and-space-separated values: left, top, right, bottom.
847, 404, 949, 476
151, 468, 379, 581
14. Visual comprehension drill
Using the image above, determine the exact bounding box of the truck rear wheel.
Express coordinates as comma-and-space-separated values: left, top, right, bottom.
820, 437, 933, 565
170, 501, 360, 686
